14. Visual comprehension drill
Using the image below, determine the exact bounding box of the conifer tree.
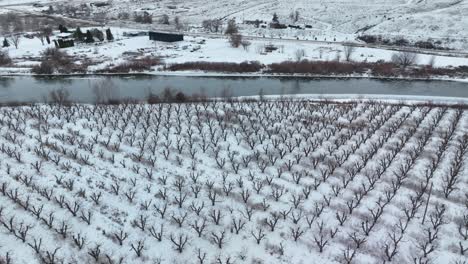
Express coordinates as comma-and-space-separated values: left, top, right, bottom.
75, 27, 84, 41
85, 30, 94, 43
2, 38, 9, 47
272, 13, 279, 22
225, 19, 238, 35
106, 28, 114, 41
58, 24, 68, 33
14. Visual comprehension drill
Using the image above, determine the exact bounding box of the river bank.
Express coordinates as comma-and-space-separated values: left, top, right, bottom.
2, 58, 468, 83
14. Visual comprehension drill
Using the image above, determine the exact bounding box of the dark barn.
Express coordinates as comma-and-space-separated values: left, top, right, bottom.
149, 31, 184, 42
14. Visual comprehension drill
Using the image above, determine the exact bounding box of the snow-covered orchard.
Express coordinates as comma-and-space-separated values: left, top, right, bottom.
0, 99, 467, 264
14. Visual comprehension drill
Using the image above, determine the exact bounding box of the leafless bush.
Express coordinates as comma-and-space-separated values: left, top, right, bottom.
391, 51, 419, 68
229, 34, 243, 48
202, 19, 222, 33
167, 61, 262, 73
32, 48, 75, 74
134, 11, 152, 24
0, 50, 12, 66
159, 14, 170, 25
343, 44, 356, 62
99, 56, 161, 73
295, 49, 306, 62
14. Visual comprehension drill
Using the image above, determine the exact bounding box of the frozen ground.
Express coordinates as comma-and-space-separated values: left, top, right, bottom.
0, 99, 467, 264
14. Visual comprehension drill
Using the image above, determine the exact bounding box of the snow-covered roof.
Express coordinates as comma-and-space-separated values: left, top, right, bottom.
57, 33, 73, 38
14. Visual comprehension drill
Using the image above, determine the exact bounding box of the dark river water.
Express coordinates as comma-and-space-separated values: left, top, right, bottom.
0, 75, 467, 103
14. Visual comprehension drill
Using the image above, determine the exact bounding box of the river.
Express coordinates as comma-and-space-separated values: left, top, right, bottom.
0, 75, 467, 103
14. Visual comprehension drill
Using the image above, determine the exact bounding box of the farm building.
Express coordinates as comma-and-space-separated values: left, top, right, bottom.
54, 32, 74, 48
149, 31, 184, 42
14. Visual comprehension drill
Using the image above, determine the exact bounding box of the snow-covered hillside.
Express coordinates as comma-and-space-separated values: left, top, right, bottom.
11, 0, 465, 45
1, 0, 467, 47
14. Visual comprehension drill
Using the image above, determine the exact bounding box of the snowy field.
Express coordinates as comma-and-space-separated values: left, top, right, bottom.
2, 0, 468, 75
2, 27, 468, 75
0, 99, 467, 264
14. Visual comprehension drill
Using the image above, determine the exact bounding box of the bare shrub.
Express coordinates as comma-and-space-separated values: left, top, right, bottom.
159, 14, 170, 25
202, 19, 222, 33
134, 12, 152, 24
295, 49, 306, 62
32, 61, 54, 74
0, 50, 12, 66
32, 48, 74, 74
290, 10, 300, 22
9, 34, 20, 49
268, 60, 369, 75
118, 12, 130, 20
98, 56, 161, 73
241, 40, 251, 51
174, 16, 183, 30
167, 61, 263, 73
229, 34, 243, 48
343, 44, 356, 62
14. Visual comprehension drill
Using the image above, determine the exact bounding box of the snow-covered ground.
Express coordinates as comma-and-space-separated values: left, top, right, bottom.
2, 27, 468, 75
3, 0, 468, 49
0, 100, 467, 264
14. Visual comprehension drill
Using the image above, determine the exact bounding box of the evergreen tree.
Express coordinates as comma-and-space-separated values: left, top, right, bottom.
58, 24, 69, 33
272, 13, 279, 22
2, 38, 9, 48
225, 19, 238, 35
106, 28, 114, 41
74, 27, 84, 41
85, 30, 94, 43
